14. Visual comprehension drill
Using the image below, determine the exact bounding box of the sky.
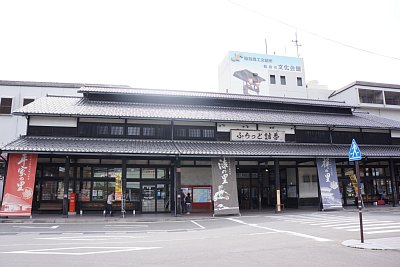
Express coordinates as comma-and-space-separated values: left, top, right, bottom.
1, 0, 399, 92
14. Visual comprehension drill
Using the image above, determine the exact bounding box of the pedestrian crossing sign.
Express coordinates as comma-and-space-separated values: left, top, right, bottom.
349, 139, 362, 161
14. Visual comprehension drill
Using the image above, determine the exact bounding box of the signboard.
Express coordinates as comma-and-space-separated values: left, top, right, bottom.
115, 171, 122, 201
193, 187, 211, 203
0, 154, 38, 216
349, 139, 362, 161
316, 158, 343, 210
217, 123, 256, 132
258, 125, 295, 134
211, 157, 240, 215
231, 130, 285, 142
349, 174, 359, 194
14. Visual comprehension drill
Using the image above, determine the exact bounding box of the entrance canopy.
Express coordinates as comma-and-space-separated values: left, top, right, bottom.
3, 136, 400, 158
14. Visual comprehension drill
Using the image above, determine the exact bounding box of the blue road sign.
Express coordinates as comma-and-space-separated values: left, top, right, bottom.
349, 139, 362, 161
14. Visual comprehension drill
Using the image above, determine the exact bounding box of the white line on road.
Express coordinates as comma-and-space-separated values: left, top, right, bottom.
346, 224, 400, 232
190, 220, 205, 229
12, 225, 59, 229
365, 229, 400, 234
2, 246, 161, 255
104, 225, 148, 228
226, 218, 331, 242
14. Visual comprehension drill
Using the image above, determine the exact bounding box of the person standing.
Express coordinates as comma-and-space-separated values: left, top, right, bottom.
185, 192, 191, 214
180, 191, 186, 214
106, 192, 115, 216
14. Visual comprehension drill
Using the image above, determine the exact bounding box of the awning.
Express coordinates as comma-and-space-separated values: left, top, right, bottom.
2, 136, 400, 158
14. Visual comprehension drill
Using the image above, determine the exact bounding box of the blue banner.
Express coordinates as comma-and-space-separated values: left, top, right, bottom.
316, 158, 343, 210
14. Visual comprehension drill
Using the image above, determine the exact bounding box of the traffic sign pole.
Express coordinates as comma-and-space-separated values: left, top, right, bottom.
355, 160, 364, 243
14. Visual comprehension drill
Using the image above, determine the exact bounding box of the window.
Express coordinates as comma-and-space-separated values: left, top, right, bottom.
143, 127, 155, 136
280, 76, 286, 85
359, 89, 383, 104
384, 91, 400, 105
127, 126, 141, 136
0, 98, 13, 114
23, 98, 35, 106
297, 77, 303, 86
189, 128, 201, 138
203, 129, 215, 138
270, 75, 276, 84
110, 125, 124, 136
97, 125, 109, 135
176, 128, 186, 138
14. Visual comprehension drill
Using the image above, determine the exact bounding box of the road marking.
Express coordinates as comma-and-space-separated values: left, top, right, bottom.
104, 224, 149, 228
12, 225, 59, 229
190, 220, 205, 229
347, 224, 400, 232
37, 235, 144, 241
244, 232, 278, 236
365, 229, 400, 234
226, 218, 331, 242
2, 246, 161, 255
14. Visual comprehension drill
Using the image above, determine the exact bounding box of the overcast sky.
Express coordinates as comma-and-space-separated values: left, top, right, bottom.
1, 0, 399, 92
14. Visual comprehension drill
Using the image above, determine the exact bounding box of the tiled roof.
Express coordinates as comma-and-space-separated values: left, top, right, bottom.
2, 136, 178, 155
3, 136, 400, 158
13, 96, 400, 129
79, 87, 351, 108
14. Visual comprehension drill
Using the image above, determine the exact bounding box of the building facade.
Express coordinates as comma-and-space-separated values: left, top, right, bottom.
1, 87, 400, 216
329, 81, 400, 122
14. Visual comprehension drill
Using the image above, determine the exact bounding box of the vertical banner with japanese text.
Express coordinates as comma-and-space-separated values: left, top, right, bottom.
0, 153, 38, 216
211, 157, 240, 216
316, 158, 343, 210
115, 171, 122, 201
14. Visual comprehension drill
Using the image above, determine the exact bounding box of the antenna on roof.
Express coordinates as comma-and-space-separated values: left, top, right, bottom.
292, 31, 302, 57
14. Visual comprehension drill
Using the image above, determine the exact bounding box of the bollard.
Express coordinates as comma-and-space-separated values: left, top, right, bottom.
133, 209, 136, 216
80, 209, 83, 216
103, 210, 106, 216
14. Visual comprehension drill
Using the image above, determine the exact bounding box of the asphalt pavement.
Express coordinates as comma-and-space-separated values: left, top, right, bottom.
1, 205, 400, 251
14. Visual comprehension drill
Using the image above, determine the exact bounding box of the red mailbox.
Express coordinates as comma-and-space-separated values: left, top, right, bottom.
69, 192, 76, 213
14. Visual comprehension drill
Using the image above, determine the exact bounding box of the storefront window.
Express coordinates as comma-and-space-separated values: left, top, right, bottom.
108, 168, 122, 178
78, 181, 91, 201
298, 167, 318, 198
82, 167, 91, 178
93, 167, 108, 178
127, 168, 140, 178
142, 168, 156, 179
92, 181, 107, 201
41, 181, 58, 200
44, 166, 59, 177
157, 169, 166, 179
126, 182, 140, 202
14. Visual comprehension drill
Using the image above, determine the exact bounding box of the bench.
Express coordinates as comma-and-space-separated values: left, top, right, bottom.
38, 202, 63, 212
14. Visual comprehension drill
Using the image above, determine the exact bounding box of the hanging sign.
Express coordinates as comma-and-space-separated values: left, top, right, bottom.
0, 153, 38, 217
316, 158, 343, 210
349, 174, 359, 194
211, 157, 240, 216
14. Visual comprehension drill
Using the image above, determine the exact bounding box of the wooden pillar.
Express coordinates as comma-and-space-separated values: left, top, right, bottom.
63, 156, 70, 217
390, 159, 397, 207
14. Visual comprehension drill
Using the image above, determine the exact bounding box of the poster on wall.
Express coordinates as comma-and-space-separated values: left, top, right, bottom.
211, 157, 240, 216
0, 153, 38, 217
193, 187, 211, 203
316, 158, 343, 210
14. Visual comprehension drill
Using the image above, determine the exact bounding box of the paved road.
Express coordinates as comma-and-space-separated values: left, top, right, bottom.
0, 210, 399, 267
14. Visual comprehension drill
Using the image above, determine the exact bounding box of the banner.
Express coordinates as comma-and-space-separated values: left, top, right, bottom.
211, 157, 240, 216
0, 154, 38, 216
349, 174, 358, 194
316, 158, 343, 210
115, 171, 122, 201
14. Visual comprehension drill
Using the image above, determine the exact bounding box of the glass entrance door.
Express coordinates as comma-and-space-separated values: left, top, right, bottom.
141, 184, 156, 213
141, 183, 170, 213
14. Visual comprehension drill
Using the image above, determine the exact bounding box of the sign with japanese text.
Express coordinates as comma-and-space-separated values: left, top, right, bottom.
349, 174, 359, 194
0, 153, 38, 216
115, 171, 122, 201
211, 157, 239, 216
316, 158, 343, 210
217, 123, 257, 132
230, 130, 285, 142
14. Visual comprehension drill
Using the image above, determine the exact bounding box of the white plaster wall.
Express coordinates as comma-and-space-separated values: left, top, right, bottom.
181, 167, 212, 186
0, 85, 80, 146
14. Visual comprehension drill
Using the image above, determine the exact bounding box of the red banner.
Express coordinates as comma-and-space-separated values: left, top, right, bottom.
0, 154, 38, 217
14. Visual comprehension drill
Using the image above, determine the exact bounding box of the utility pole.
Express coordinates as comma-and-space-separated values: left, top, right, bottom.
292, 31, 302, 57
